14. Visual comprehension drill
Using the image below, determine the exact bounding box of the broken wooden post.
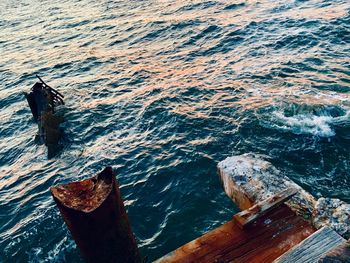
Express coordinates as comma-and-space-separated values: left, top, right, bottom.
25, 75, 64, 157
51, 167, 141, 263
24, 75, 64, 122
40, 111, 64, 157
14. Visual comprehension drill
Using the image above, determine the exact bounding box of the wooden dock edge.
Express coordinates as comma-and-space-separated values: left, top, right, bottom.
218, 153, 350, 239
319, 240, 350, 262
154, 154, 350, 262
155, 201, 315, 262
273, 226, 346, 263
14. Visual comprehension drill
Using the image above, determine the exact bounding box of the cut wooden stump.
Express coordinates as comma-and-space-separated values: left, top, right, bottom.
155, 204, 314, 263
273, 226, 346, 263
51, 167, 141, 263
233, 188, 297, 229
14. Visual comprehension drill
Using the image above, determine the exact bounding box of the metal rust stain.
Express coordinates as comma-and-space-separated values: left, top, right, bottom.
155, 204, 315, 263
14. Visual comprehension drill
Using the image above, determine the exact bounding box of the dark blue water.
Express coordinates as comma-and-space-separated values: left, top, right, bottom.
0, 0, 350, 261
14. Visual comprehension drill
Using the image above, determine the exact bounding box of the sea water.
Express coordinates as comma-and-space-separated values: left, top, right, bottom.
0, 0, 349, 261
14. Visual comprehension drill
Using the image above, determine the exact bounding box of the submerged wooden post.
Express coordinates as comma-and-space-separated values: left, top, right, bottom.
51, 167, 141, 263
25, 75, 65, 157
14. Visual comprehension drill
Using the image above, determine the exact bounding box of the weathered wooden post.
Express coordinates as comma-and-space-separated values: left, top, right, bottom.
25, 75, 65, 157
25, 75, 64, 122
51, 167, 141, 263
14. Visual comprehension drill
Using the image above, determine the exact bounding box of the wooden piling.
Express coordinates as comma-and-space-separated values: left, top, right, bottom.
51, 167, 141, 263
25, 76, 65, 156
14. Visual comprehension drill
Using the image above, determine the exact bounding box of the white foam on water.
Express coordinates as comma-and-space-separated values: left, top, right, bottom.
260, 107, 350, 137
273, 111, 335, 137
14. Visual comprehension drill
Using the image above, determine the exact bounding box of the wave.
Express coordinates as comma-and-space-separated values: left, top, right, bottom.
259, 103, 350, 137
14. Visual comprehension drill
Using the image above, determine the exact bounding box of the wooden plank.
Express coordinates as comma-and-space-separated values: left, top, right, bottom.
233, 188, 297, 228
318, 242, 350, 262
155, 204, 315, 263
273, 226, 346, 263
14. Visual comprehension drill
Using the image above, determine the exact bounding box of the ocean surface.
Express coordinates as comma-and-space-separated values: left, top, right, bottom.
0, 0, 349, 261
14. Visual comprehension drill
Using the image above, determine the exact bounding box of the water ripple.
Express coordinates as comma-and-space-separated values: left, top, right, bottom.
0, 0, 349, 261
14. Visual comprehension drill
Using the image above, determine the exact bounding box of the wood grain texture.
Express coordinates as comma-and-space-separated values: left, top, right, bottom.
318, 242, 350, 262
155, 204, 314, 263
51, 167, 141, 263
274, 226, 346, 263
233, 188, 297, 228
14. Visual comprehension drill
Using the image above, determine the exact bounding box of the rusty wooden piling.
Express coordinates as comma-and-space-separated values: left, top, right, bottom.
51, 167, 141, 263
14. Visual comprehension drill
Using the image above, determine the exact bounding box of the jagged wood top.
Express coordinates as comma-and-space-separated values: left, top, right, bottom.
51, 167, 115, 213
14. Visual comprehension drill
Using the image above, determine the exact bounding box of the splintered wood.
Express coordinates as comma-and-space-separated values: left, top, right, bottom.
233, 188, 297, 229
156, 204, 314, 263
